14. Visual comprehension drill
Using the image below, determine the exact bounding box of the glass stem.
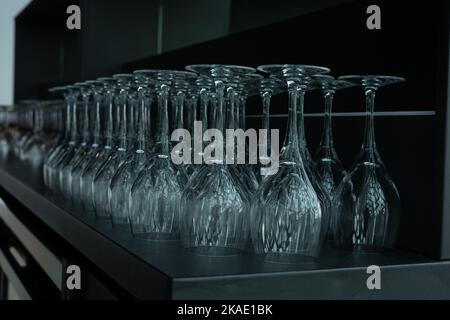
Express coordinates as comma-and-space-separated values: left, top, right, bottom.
82, 95, 90, 144
176, 91, 185, 129
225, 87, 236, 130
137, 87, 147, 152
117, 90, 128, 151
234, 96, 240, 129
261, 91, 272, 153
282, 80, 302, 163
200, 89, 208, 129
199, 89, 209, 155
127, 96, 136, 146
105, 89, 114, 148
156, 83, 170, 155
362, 88, 377, 161
70, 97, 78, 143
297, 88, 307, 154
65, 98, 71, 141
190, 95, 198, 132
171, 95, 178, 131
319, 90, 335, 155
211, 80, 225, 165
93, 92, 102, 147
240, 96, 247, 130
214, 81, 225, 133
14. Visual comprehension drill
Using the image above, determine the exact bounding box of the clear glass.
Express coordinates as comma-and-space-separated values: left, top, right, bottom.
251, 64, 329, 263
15, 100, 41, 158
129, 70, 196, 240
70, 81, 103, 204
181, 64, 254, 256
93, 74, 134, 219
255, 76, 285, 182
229, 73, 262, 196
43, 96, 65, 188
50, 86, 81, 194
80, 77, 116, 215
109, 71, 155, 228
184, 75, 214, 178
20, 102, 52, 168
312, 75, 354, 241
332, 75, 404, 251
60, 82, 92, 199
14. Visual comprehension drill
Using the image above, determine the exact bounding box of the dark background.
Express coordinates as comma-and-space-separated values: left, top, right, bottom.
12, 0, 450, 260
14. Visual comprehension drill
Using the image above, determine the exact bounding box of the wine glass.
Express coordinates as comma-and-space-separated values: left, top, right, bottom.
60, 82, 93, 199
312, 75, 355, 241
129, 69, 196, 240
181, 64, 254, 256
80, 77, 116, 215
184, 75, 214, 177
15, 100, 40, 158
252, 64, 329, 263
332, 75, 405, 251
230, 73, 263, 195
70, 81, 103, 204
108, 71, 155, 228
256, 76, 285, 180
92, 74, 134, 219
51, 86, 81, 194
44, 88, 71, 190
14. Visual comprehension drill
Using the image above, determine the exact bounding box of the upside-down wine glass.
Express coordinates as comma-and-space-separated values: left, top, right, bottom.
312, 75, 354, 241
332, 75, 404, 251
181, 64, 254, 256
251, 64, 329, 263
93, 74, 133, 219
70, 81, 103, 204
80, 77, 115, 214
129, 70, 196, 240
60, 82, 93, 199
44, 88, 71, 190
108, 71, 155, 228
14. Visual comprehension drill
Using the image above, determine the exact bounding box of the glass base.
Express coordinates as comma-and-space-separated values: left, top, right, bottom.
256, 252, 317, 265
133, 232, 179, 241
186, 246, 242, 257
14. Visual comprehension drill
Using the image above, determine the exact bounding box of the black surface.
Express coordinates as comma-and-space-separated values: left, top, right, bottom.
2, 153, 449, 299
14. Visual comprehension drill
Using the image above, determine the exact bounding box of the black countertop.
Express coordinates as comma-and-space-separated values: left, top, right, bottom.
1, 153, 449, 299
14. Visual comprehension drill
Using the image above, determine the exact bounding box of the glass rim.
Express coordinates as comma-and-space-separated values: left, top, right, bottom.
312, 75, 356, 90
338, 75, 406, 86
186, 64, 256, 75
257, 64, 331, 75
133, 69, 197, 78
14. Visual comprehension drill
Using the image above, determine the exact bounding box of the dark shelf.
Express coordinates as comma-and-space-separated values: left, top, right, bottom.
1, 154, 450, 299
